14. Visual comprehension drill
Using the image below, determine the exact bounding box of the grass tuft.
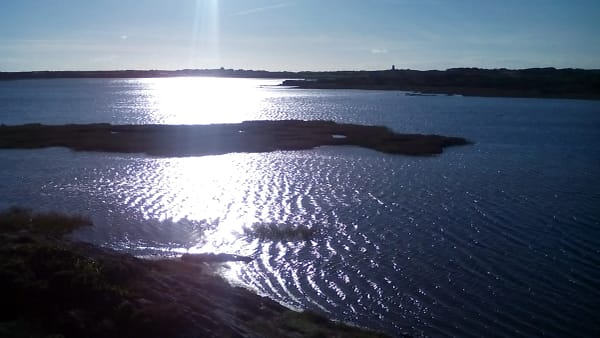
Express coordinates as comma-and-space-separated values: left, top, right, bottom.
243, 222, 317, 242
0, 207, 91, 236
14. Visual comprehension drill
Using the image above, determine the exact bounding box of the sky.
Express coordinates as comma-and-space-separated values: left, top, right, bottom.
1, 0, 599, 71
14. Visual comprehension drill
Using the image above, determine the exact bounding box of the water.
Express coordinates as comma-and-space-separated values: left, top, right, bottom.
1, 78, 599, 337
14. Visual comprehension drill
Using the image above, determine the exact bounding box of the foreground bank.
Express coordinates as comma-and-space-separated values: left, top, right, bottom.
0, 208, 394, 337
0, 120, 469, 157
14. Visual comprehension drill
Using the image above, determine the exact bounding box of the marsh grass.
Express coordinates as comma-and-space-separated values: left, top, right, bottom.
243, 222, 317, 242
0, 207, 91, 236
273, 310, 391, 338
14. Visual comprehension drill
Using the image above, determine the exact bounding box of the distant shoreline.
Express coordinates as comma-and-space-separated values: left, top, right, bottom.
1, 67, 599, 100
280, 68, 600, 100
281, 80, 600, 100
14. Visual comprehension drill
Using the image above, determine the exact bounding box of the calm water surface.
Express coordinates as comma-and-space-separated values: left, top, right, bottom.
1, 78, 599, 337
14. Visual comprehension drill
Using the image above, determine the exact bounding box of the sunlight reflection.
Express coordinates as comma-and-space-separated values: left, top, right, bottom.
108, 148, 323, 287
125, 153, 286, 258
145, 152, 312, 285
141, 77, 277, 124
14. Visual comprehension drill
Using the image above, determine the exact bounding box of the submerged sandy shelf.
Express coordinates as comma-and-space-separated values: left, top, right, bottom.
0, 120, 469, 156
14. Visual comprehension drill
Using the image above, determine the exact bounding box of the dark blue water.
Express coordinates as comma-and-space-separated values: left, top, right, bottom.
1, 78, 599, 337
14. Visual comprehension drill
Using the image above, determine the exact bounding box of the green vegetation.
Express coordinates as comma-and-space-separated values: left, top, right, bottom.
0, 208, 143, 337
284, 310, 398, 338
0, 207, 91, 236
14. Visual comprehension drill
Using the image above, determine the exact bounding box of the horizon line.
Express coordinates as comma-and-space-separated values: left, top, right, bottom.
2, 66, 600, 74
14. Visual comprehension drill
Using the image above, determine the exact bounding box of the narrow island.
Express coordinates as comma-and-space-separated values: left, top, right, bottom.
0, 120, 469, 157
0, 208, 393, 337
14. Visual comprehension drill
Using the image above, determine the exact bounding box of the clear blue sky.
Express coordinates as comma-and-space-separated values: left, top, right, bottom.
1, 0, 599, 71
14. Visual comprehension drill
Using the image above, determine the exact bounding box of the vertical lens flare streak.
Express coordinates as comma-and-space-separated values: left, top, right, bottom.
190, 0, 220, 68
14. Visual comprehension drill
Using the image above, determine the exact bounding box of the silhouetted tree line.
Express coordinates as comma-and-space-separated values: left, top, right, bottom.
0, 68, 296, 80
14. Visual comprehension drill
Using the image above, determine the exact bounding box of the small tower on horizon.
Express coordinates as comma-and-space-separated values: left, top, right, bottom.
391, 64, 396, 71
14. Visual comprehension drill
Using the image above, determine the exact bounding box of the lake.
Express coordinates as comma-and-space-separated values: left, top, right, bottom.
1, 77, 599, 337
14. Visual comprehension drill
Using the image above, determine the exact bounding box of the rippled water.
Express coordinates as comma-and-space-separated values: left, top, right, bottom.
1, 78, 600, 337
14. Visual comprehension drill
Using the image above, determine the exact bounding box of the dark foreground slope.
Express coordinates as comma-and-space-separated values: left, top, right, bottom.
0, 120, 469, 156
0, 208, 392, 338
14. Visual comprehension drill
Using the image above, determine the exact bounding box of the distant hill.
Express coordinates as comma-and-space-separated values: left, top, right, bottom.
2, 67, 599, 100
283, 68, 600, 100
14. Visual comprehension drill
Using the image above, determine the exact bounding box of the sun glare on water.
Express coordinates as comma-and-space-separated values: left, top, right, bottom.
120, 151, 291, 259
112, 76, 300, 284
141, 77, 273, 124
